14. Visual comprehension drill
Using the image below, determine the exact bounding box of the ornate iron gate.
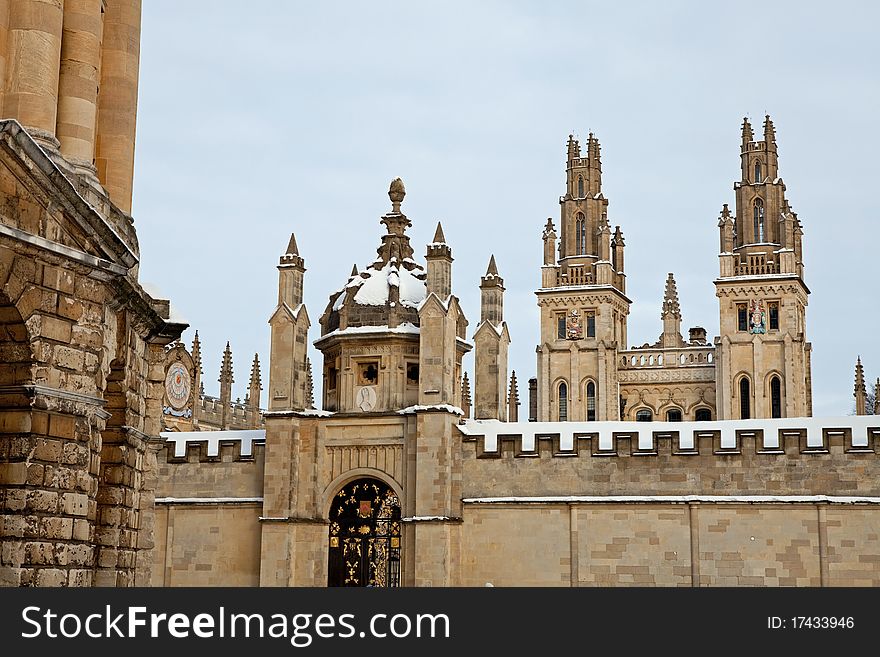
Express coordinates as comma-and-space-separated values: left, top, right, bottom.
328, 478, 401, 587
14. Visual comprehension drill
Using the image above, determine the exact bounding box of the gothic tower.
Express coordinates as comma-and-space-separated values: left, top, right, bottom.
267, 233, 311, 411
715, 116, 811, 419
536, 133, 630, 421
474, 255, 510, 420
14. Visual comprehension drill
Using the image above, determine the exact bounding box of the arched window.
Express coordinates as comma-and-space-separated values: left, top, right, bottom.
739, 377, 751, 419
770, 376, 782, 419
754, 161, 762, 183
558, 382, 568, 422
586, 381, 596, 421
695, 408, 712, 422
666, 408, 682, 422
753, 198, 765, 242
575, 212, 585, 255
577, 175, 584, 198
636, 409, 653, 422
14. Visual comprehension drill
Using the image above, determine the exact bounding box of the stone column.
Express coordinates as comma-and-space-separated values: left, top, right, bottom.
0, 1, 10, 116
4, 0, 65, 149
95, 0, 141, 214
56, 0, 103, 182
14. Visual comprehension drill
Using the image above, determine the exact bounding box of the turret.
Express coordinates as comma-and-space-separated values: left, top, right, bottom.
278, 232, 305, 307
480, 255, 504, 325
268, 232, 311, 411
474, 255, 510, 420
426, 221, 453, 299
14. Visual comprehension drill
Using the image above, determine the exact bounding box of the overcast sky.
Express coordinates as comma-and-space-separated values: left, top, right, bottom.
132, 1, 879, 416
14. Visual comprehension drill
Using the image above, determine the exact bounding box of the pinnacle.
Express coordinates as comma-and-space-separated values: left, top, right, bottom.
285, 233, 299, 256
350, 263, 359, 277
486, 254, 499, 276
433, 221, 446, 244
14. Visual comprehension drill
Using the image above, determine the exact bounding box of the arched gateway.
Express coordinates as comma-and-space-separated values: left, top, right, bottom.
327, 478, 401, 587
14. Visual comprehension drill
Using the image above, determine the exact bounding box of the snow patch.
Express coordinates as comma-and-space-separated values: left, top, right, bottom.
398, 404, 465, 415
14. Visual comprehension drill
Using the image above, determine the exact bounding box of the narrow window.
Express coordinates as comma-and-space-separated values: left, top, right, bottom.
768, 302, 779, 330
579, 218, 586, 254
558, 382, 568, 422
586, 312, 596, 338
737, 303, 748, 331
327, 366, 338, 390
753, 198, 765, 242
636, 409, 653, 422
770, 376, 782, 419
666, 409, 682, 422
695, 408, 712, 422
754, 161, 762, 183
739, 377, 751, 419
586, 381, 596, 421
577, 175, 584, 198
406, 363, 419, 386
557, 313, 566, 339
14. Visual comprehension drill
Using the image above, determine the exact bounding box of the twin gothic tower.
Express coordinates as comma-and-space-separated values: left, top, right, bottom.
266, 116, 811, 426
536, 115, 811, 422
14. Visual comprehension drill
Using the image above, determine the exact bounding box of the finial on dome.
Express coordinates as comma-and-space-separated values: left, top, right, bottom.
389, 177, 406, 213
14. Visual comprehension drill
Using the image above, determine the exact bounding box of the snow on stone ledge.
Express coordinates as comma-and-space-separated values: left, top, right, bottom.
462, 494, 880, 505
160, 429, 266, 458
457, 416, 878, 453
398, 404, 465, 416
319, 323, 420, 340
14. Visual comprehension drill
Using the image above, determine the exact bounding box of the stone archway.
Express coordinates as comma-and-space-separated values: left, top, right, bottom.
327, 477, 401, 587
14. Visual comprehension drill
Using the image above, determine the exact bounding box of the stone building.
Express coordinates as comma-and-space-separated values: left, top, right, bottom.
153, 124, 880, 587
0, 1, 186, 587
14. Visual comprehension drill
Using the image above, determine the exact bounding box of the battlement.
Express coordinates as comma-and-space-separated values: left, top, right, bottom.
159, 429, 266, 462
195, 395, 263, 430
458, 417, 879, 459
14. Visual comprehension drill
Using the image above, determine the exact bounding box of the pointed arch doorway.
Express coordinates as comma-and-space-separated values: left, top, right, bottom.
328, 478, 401, 587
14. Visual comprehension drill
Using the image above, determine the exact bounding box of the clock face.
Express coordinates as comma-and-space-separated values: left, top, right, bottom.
165, 361, 191, 410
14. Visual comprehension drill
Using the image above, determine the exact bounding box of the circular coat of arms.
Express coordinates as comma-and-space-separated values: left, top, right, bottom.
165, 361, 192, 410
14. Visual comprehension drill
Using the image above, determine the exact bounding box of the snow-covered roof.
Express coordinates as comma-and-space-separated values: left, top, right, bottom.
332, 259, 427, 310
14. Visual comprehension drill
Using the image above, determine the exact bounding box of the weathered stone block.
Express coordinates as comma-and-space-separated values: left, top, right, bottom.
39, 314, 73, 342
34, 568, 67, 587
54, 345, 85, 371
40, 517, 73, 540
24, 541, 55, 565
60, 492, 88, 516
33, 438, 62, 462
48, 414, 76, 438
26, 489, 57, 513
0, 462, 27, 485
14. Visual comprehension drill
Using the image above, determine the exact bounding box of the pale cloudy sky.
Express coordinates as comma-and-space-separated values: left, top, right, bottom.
132, 1, 879, 416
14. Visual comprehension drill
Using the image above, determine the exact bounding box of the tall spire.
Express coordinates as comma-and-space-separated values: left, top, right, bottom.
219, 342, 234, 429
191, 330, 203, 428
874, 378, 880, 415
507, 370, 520, 422
305, 358, 315, 409
248, 354, 261, 408
461, 372, 471, 419
854, 357, 867, 416
432, 221, 446, 244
